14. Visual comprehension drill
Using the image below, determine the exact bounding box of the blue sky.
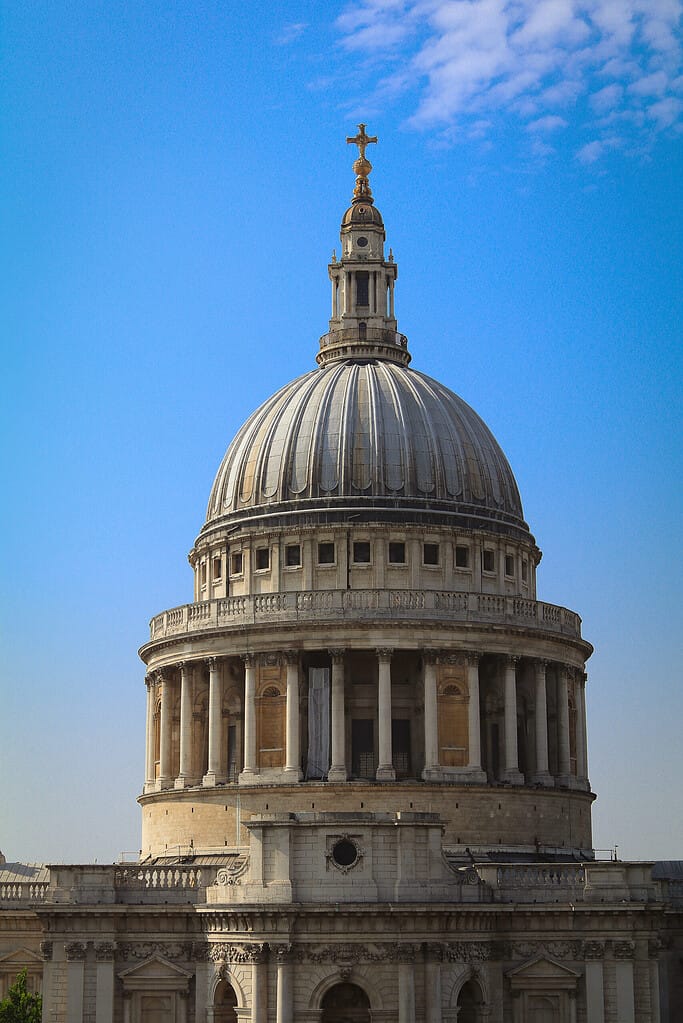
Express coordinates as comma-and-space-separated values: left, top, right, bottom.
1, 1, 681, 864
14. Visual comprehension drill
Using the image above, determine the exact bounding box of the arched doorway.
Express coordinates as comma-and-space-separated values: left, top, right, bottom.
213, 979, 238, 1023
457, 978, 484, 1023
321, 982, 371, 1023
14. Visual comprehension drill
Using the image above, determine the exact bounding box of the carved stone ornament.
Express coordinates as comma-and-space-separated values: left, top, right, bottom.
94, 942, 116, 962
439, 652, 466, 666
118, 942, 191, 962
375, 647, 393, 661
242, 653, 256, 667
581, 941, 605, 960
282, 650, 300, 665
296, 943, 396, 964
214, 856, 249, 887
446, 941, 494, 963
649, 938, 664, 960
613, 940, 635, 960
325, 834, 364, 875
328, 649, 346, 663
423, 942, 445, 963
65, 942, 87, 961
271, 943, 293, 963
193, 942, 268, 964
397, 944, 418, 964
511, 940, 581, 960
39, 941, 53, 962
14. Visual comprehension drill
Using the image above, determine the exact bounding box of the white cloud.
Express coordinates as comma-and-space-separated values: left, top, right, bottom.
334, 0, 683, 161
275, 22, 308, 45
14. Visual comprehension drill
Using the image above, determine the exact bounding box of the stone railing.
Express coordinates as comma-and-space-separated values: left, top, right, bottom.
0, 881, 49, 905
149, 590, 582, 642
318, 327, 409, 350
474, 861, 659, 904
114, 864, 218, 904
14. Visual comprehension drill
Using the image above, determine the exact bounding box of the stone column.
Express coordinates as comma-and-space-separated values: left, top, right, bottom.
376, 648, 395, 781
176, 662, 194, 788
533, 659, 553, 786
284, 653, 302, 781
94, 943, 115, 1023
144, 675, 156, 790
466, 652, 486, 781
158, 669, 174, 789
251, 947, 268, 1023
422, 652, 439, 780
39, 942, 54, 1023
241, 654, 257, 781
65, 943, 86, 1022
398, 950, 416, 1023
203, 657, 223, 786
585, 961, 605, 1023
328, 650, 347, 782
578, 671, 589, 786
615, 959, 635, 1023
423, 945, 442, 1023
274, 945, 293, 1023
503, 656, 523, 784
557, 665, 572, 784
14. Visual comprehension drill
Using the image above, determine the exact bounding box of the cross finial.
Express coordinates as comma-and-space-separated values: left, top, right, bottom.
345, 124, 378, 204
346, 123, 378, 161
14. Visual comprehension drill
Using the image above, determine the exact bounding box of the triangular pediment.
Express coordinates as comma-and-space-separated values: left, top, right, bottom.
507, 954, 581, 983
0, 948, 42, 967
119, 955, 192, 982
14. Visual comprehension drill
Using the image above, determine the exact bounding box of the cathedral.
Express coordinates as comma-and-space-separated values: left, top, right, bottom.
1, 127, 682, 1023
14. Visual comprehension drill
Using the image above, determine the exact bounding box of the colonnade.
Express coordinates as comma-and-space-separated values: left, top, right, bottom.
144, 650, 589, 792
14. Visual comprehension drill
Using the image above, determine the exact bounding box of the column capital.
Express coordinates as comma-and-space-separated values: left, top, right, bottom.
376, 647, 393, 661
94, 942, 116, 961
65, 942, 87, 962
145, 673, 155, 688
397, 943, 418, 964
155, 668, 169, 684
242, 652, 257, 668
465, 650, 482, 666
282, 650, 300, 666
504, 654, 520, 668
205, 656, 220, 671
421, 649, 439, 665
535, 658, 549, 671
422, 941, 444, 963
328, 648, 346, 663
39, 941, 53, 962
271, 942, 294, 963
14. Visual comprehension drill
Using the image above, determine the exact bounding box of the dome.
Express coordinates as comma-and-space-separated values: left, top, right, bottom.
341, 203, 384, 228
203, 359, 530, 541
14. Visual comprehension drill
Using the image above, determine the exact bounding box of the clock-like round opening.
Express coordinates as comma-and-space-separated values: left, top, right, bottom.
356, 236, 368, 247
331, 838, 358, 868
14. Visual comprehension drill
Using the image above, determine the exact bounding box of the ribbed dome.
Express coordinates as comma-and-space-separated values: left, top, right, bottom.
203, 360, 530, 540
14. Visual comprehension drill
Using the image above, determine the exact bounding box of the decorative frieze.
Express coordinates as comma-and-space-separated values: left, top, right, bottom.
192, 942, 268, 964
65, 942, 86, 961
94, 942, 116, 961
118, 942, 192, 962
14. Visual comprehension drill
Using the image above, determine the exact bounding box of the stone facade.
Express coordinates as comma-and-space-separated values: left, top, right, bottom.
1, 127, 681, 1022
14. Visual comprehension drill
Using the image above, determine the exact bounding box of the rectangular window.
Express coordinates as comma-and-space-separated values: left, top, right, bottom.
212, 557, 222, 580
285, 544, 301, 568
521, 559, 528, 583
356, 271, 369, 307
256, 547, 270, 571
505, 554, 515, 577
231, 552, 243, 576
200, 563, 207, 585
423, 542, 440, 566
353, 541, 371, 564
483, 549, 495, 573
455, 545, 470, 568
388, 541, 406, 564
318, 541, 335, 565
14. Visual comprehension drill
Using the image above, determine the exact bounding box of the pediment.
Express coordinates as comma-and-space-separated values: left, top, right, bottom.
507, 954, 580, 990
0, 948, 42, 967
119, 955, 192, 985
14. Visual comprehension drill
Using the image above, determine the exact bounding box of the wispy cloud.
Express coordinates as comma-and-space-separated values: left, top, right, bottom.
276, 22, 308, 46
335, 0, 683, 162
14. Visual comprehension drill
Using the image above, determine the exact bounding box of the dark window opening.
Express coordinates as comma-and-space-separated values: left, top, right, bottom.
423, 542, 440, 565
351, 719, 375, 778
505, 554, 515, 577
231, 552, 243, 575
353, 541, 371, 564
285, 544, 301, 567
212, 557, 222, 580
318, 541, 335, 565
392, 719, 412, 779
522, 559, 528, 582
455, 545, 470, 568
356, 271, 369, 307
388, 541, 405, 564
331, 838, 358, 868
256, 547, 270, 571
483, 549, 495, 573
200, 563, 207, 585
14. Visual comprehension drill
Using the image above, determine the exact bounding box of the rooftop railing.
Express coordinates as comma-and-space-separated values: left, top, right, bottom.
148, 590, 583, 643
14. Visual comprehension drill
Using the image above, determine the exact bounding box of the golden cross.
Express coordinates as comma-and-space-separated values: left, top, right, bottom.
346, 123, 378, 162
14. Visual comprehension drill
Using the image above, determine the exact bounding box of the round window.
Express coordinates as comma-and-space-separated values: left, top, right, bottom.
356, 236, 368, 247
331, 838, 358, 868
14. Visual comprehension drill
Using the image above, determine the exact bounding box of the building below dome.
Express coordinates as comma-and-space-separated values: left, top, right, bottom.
1, 126, 682, 1023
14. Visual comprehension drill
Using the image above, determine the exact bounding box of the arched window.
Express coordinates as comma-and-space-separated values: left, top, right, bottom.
457, 978, 485, 1023
321, 982, 370, 1023
438, 678, 468, 768
214, 979, 238, 1023
257, 683, 285, 769
153, 697, 161, 779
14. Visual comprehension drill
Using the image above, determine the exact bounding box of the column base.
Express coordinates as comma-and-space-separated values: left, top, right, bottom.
174, 775, 195, 789
422, 766, 487, 784
157, 776, 174, 791
238, 769, 259, 785
202, 772, 217, 787
556, 773, 572, 788
328, 765, 348, 783
503, 769, 524, 785
376, 764, 396, 781
282, 767, 303, 783
532, 772, 555, 787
